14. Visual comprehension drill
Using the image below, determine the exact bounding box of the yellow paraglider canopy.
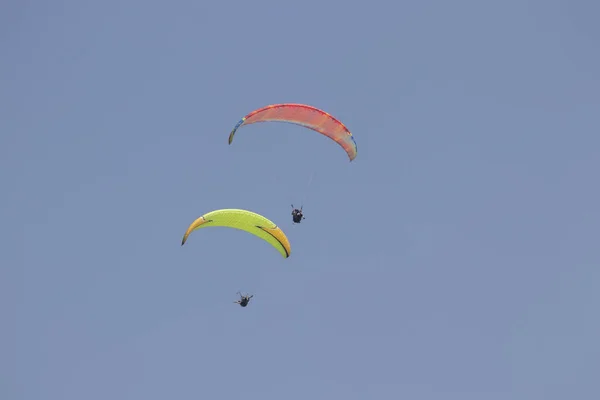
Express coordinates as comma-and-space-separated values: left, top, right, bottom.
181, 208, 291, 258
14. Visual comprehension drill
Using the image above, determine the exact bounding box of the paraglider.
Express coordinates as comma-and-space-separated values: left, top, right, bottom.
181, 208, 292, 258
228, 103, 358, 161
234, 292, 253, 307
291, 205, 304, 224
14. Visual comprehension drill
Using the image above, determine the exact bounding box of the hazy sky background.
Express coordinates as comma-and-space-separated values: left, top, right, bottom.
2, 1, 599, 399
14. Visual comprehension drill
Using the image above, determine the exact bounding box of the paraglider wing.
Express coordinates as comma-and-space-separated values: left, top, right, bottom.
181, 209, 291, 258
228, 103, 358, 161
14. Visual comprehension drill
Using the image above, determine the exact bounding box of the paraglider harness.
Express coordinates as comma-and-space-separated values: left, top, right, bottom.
234, 292, 253, 307
291, 205, 305, 224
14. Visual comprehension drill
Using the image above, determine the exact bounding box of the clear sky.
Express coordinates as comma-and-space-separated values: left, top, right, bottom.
3, 0, 599, 399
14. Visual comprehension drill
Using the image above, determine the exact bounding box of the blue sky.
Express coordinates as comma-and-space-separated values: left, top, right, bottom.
2, 0, 599, 399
